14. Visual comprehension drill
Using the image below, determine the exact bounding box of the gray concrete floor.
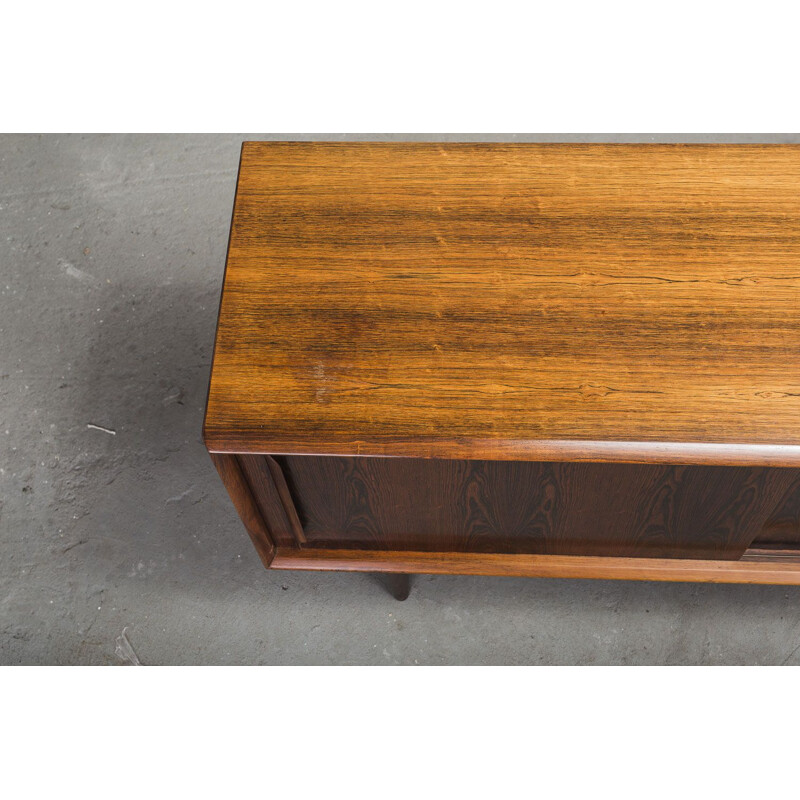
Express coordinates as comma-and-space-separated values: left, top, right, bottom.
3, 133, 800, 665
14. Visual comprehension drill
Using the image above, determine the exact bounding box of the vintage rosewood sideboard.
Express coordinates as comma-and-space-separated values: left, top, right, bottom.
204, 142, 800, 596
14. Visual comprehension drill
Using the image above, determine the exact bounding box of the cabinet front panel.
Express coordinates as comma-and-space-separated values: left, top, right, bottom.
274, 456, 800, 560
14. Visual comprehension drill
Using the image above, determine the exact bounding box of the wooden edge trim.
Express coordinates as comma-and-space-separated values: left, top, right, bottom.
271, 547, 800, 585
741, 546, 800, 563
264, 456, 306, 545
209, 453, 275, 568
201, 143, 246, 451
203, 438, 800, 468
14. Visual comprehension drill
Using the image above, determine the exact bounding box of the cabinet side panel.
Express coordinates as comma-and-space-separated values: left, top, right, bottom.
280, 456, 800, 559
237, 454, 299, 547
209, 453, 275, 567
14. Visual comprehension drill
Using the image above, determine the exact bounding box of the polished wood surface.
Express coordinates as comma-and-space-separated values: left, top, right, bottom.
210, 449, 800, 583
205, 142, 800, 465
754, 482, 800, 544
206, 143, 800, 588
209, 453, 274, 567
741, 545, 800, 562
235, 453, 313, 548
271, 547, 800, 585
277, 455, 800, 559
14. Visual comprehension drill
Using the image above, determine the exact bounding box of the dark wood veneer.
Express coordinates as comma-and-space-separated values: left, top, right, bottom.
209, 453, 274, 567
277, 456, 800, 560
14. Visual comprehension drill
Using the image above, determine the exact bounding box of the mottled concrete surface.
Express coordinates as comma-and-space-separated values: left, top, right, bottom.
3, 133, 800, 665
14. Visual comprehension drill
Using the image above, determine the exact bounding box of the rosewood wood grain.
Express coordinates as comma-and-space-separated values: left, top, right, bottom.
209, 453, 275, 567
271, 547, 800, 585
741, 546, 800, 563
204, 142, 800, 466
277, 455, 800, 560
236, 454, 304, 547
264, 455, 306, 545
753, 482, 800, 545
205, 143, 800, 588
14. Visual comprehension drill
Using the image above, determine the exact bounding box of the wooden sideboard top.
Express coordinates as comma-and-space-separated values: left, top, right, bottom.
204, 142, 800, 465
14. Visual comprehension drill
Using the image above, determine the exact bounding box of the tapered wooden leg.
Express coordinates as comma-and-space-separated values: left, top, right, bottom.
375, 572, 411, 600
